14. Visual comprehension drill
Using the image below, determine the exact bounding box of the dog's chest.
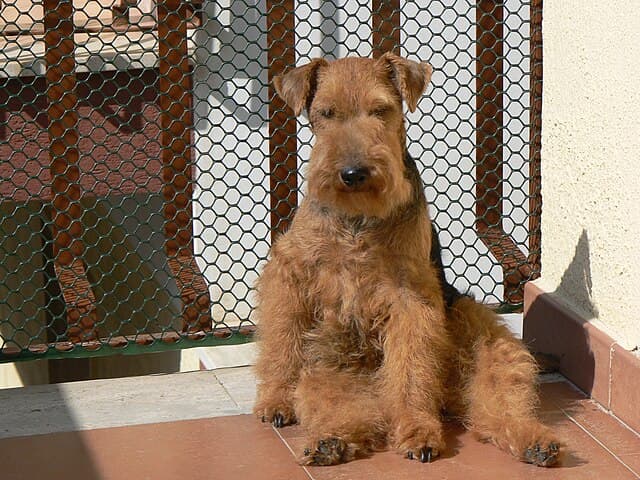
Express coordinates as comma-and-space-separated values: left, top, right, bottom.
312, 233, 390, 308
303, 237, 394, 369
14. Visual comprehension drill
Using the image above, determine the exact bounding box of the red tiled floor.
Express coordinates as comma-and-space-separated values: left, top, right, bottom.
0, 416, 310, 480
0, 380, 638, 480
278, 413, 637, 480
539, 380, 590, 412
621, 455, 640, 476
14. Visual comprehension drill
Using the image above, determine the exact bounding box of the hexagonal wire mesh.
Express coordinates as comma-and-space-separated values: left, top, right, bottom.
0, 0, 542, 362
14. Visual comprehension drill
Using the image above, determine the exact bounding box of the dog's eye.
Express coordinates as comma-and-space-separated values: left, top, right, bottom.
319, 108, 335, 119
370, 106, 391, 118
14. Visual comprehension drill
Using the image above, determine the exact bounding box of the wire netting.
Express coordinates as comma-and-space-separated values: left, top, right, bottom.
0, 0, 541, 362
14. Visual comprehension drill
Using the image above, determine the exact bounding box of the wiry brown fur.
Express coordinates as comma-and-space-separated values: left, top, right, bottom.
254, 54, 562, 467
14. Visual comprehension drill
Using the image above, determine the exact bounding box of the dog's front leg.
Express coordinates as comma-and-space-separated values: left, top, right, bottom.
379, 290, 450, 462
253, 256, 310, 428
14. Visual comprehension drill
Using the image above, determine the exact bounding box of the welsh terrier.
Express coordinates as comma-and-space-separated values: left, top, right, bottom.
253, 54, 561, 467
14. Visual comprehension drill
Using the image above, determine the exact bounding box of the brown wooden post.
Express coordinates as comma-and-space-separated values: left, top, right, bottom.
476, 0, 504, 233
528, 0, 543, 278
267, 0, 297, 241
372, 0, 400, 57
475, 1, 532, 305
44, 0, 98, 342
158, 0, 212, 332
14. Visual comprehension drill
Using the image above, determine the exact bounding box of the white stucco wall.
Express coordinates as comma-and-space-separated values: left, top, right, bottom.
538, 1, 640, 350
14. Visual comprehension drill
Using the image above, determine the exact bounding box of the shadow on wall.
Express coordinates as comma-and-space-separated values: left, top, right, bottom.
523, 229, 600, 397
555, 229, 599, 321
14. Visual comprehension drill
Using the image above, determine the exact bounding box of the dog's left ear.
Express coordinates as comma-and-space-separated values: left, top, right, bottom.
273, 58, 329, 116
378, 53, 433, 112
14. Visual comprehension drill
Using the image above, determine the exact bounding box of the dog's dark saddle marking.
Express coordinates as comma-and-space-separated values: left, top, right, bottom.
430, 222, 462, 308
404, 152, 462, 308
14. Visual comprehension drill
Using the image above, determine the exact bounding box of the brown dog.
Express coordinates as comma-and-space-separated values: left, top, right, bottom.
253, 54, 561, 467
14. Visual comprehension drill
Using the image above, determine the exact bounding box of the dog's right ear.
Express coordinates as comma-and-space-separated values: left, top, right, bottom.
273, 58, 329, 116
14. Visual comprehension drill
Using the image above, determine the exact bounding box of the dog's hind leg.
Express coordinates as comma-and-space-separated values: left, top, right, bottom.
451, 296, 563, 467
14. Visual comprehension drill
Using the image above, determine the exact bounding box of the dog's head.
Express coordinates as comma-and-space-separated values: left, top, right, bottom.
274, 54, 432, 219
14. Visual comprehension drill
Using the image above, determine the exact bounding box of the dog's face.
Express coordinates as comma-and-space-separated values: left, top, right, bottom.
274, 54, 432, 219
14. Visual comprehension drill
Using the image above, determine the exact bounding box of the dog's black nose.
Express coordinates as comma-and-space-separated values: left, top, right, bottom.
340, 166, 370, 188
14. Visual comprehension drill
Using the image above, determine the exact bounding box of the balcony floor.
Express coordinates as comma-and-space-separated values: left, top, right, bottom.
0, 367, 639, 479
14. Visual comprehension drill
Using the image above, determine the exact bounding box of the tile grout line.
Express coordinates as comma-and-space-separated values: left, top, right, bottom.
560, 407, 640, 479
588, 390, 640, 434
609, 343, 614, 410
213, 372, 241, 410
271, 426, 316, 480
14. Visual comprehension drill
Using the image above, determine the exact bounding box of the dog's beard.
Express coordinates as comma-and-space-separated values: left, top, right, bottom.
307, 154, 413, 220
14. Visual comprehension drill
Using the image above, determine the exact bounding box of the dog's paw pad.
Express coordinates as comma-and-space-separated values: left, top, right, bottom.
523, 441, 560, 467
407, 446, 438, 463
302, 437, 347, 466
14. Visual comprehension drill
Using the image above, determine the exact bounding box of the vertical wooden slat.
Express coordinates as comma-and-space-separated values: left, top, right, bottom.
44, 0, 98, 342
476, 0, 503, 233
528, 0, 543, 277
372, 0, 400, 57
267, 0, 296, 241
475, 1, 526, 304
475, 1, 532, 304
158, 0, 212, 332
157, 0, 191, 259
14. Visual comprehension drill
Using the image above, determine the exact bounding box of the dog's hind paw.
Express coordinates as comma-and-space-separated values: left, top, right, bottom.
522, 441, 561, 467
301, 437, 348, 466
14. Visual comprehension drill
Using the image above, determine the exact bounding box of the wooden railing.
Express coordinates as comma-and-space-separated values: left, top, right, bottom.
0, 1, 542, 360
0, 0, 200, 34
1, 0, 211, 347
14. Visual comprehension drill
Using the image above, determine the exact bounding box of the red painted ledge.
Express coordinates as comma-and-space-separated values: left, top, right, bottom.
523, 281, 640, 435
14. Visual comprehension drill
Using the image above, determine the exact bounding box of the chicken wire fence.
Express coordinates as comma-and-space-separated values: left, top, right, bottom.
0, 0, 542, 362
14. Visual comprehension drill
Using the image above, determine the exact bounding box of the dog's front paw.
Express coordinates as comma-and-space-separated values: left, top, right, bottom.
406, 446, 438, 463
301, 437, 348, 466
256, 406, 297, 428
522, 440, 562, 467
393, 419, 444, 463
262, 410, 296, 428
254, 396, 297, 428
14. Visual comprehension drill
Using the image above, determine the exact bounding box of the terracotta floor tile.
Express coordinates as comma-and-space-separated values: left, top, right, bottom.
275, 383, 639, 480
278, 417, 638, 480
538, 378, 640, 475
1, 380, 639, 480
620, 454, 640, 476
562, 401, 640, 456
0, 415, 310, 480
538, 376, 590, 412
